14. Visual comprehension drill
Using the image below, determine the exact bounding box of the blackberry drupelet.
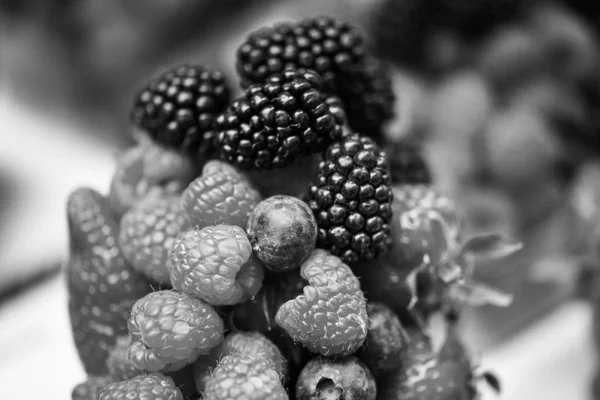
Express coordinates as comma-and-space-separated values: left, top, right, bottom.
130, 65, 230, 155
386, 140, 431, 184
306, 134, 394, 263
236, 16, 365, 91
215, 68, 343, 169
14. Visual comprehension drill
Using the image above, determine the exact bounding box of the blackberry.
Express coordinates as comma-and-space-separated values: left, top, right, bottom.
337, 58, 396, 140
236, 16, 365, 91
306, 134, 394, 263
386, 140, 432, 184
130, 65, 230, 155
215, 68, 343, 169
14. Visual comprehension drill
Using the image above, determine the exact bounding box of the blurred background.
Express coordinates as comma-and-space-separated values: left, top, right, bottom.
3, 0, 600, 398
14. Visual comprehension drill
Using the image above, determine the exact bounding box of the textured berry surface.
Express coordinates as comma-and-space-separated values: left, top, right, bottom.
202, 353, 288, 400
169, 225, 264, 305
98, 373, 183, 400
295, 356, 376, 400
106, 336, 141, 382
127, 290, 224, 372
275, 249, 368, 356
247, 195, 318, 272
119, 196, 191, 285
67, 188, 151, 374
307, 134, 394, 263
67, 188, 151, 301
108, 144, 195, 216
215, 68, 343, 169
193, 331, 287, 393
387, 140, 432, 185
182, 160, 262, 229
335, 58, 396, 138
130, 64, 230, 154
358, 302, 407, 375
236, 16, 365, 90
72, 376, 112, 400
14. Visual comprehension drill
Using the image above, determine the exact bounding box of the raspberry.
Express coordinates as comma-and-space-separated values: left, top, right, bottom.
106, 336, 141, 381
119, 196, 191, 285
306, 134, 394, 264
193, 331, 287, 393
236, 16, 365, 91
275, 249, 368, 356
169, 225, 264, 306
108, 144, 195, 216
215, 68, 344, 170
72, 376, 112, 400
130, 64, 230, 155
247, 195, 318, 272
181, 160, 262, 229
202, 353, 288, 400
386, 140, 432, 185
295, 356, 376, 400
357, 302, 408, 376
98, 373, 183, 400
67, 188, 151, 301
127, 290, 224, 372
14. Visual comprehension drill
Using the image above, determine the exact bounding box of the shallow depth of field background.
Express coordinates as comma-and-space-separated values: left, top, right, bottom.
1, 0, 600, 399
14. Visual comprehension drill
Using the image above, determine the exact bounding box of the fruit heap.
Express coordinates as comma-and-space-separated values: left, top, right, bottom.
66, 15, 521, 400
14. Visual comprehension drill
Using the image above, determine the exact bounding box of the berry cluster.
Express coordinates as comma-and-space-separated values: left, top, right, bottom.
66, 15, 517, 400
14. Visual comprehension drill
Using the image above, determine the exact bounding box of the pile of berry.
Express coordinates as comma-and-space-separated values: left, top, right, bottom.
67, 16, 520, 400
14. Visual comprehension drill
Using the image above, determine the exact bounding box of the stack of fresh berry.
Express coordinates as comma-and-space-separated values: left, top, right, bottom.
66, 15, 521, 400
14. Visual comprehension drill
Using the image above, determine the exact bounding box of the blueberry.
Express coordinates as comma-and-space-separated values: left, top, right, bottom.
357, 302, 407, 376
247, 195, 318, 272
295, 356, 376, 400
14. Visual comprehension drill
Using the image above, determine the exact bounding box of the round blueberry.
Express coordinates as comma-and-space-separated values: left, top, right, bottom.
295, 356, 376, 400
247, 195, 318, 272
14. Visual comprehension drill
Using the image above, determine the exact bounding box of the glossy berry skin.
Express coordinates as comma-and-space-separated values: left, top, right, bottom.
168, 225, 264, 306
182, 160, 262, 229
276, 249, 368, 356
66, 188, 151, 375
130, 64, 230, 155
72, 376, 112, 400
307, 134, 394, 264
106, 336, 141, 382
108, 144, 195, 217
215, 68, 344, 170
98, 373, 183, 400
387, 140, 432, 185
127, 290, 224, 372
357, 302, 407, 375
119, 196, 191, 285
202, 353, 288, 400
236, 16, 365, 91
192, 331, 287, 393
295, 356, 376, 400
247, 195, 318, 272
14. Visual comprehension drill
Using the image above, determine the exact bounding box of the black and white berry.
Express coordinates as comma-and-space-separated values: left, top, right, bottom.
130, 64, 230, 155
246, 195, 318, 272
215, 68, 344, 170
306, 134, 394, 264
295, 356, 377, 400
386, 139, 432, 184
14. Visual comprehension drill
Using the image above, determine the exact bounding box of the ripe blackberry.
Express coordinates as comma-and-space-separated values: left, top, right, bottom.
236, 17, 395, 138
236, 16, 365, 91
215, 68, 343, 169
336, 58, 396, 140
306, 134, 394, 263
130, 65, 230, 155
386, 140, 432, 184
